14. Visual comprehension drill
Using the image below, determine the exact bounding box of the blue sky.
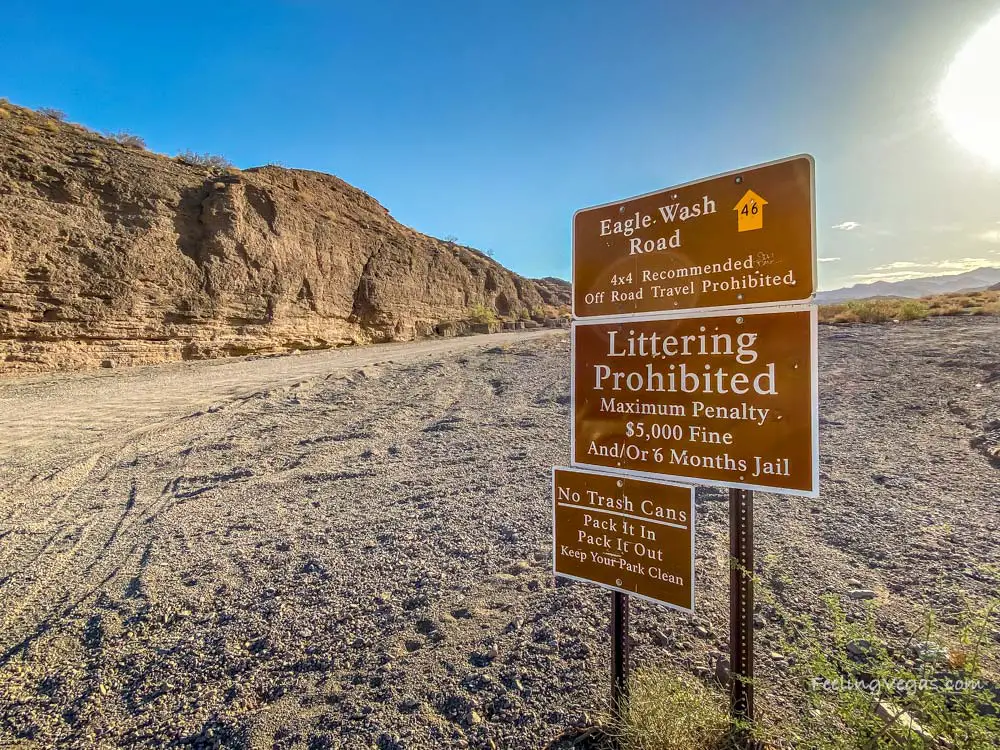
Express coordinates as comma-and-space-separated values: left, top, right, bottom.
3, 0, 1000, 289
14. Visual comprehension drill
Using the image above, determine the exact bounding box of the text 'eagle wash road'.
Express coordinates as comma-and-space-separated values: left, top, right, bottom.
571, 306, 818, 496
572, 154, 815, 318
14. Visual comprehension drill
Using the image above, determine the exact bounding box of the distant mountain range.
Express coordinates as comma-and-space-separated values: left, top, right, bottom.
817, 266, 1000, 304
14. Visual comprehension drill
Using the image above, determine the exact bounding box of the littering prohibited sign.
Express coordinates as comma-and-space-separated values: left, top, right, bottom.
572, 154, 815, 318
552, 466, 694, 612
570, 306, 818, 497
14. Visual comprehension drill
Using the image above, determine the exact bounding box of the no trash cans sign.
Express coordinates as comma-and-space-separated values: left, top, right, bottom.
552, 466, 695, 612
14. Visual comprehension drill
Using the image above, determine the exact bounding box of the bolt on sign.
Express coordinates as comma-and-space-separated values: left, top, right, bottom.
553, 466, 695, 612
572, 154, 815, 319
571, 306, 818, 497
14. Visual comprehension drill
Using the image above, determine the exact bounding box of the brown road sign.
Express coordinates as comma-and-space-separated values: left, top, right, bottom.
552, 466, 694, 612
573, 154, 815, 318
571, 306, 818, 496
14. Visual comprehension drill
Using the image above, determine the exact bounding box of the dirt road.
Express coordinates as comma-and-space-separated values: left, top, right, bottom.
0, 319, 997, 749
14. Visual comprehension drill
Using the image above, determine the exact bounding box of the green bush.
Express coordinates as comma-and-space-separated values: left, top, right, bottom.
746, 554, 1000, 749
820, 298, 930, 324
849, 298, 929, 323
617, 559, 999, 749
468, 303, 498, 324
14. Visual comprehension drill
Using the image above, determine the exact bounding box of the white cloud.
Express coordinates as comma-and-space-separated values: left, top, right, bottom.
872, 261, 922, 270
818, 257, 841, 263
853, 270, 933, 282
852, 257, 994, 283
975, 230, 1000, 243
832, 221, 861, 231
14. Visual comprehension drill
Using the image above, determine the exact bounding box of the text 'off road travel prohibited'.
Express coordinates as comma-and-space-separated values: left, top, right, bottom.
573, 154, 815, 318
553, 466, 695, 612
571, 306, 818, 496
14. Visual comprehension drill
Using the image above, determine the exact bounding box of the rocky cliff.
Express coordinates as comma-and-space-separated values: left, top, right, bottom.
0, 102, 569, 374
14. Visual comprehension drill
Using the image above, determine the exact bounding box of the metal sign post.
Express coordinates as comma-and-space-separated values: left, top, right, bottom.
611, 590, 630, 724
729, 487, 755, 746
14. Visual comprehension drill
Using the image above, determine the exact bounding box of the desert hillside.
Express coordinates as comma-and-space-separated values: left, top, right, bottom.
0, 102, 568, 374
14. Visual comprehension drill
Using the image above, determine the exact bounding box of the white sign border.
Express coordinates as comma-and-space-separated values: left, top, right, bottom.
571, 153, 817, 321
570, 304, 820, 498
551, 465, 696, 614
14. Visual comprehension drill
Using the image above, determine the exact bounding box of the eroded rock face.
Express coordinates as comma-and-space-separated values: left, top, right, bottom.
0, 104, 569, 374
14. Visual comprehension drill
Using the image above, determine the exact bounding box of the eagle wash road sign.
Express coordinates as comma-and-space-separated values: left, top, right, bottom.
573, 154, 815, 318
571, 306, 818, 496
553, 466, 694, 612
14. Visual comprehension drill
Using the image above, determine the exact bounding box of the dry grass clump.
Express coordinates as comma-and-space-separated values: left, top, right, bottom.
37, 107, 66, 121
819, 289, 1000, 324
925, 289, 1000, 316
177, 150, 233, 170
103, 130, 146, 149
612, 670, 730, 750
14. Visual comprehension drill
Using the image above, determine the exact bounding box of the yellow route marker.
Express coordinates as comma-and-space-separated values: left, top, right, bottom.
734, 190, 767, 232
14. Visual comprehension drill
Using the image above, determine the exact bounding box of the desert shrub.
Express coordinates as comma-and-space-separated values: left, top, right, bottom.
614, 592, 998, 749
850, 298, 928, 323
0, 108, 10, 120
443, 235, 459, 243
934, 302, 968, 316
780, 601, 997, 748
742, 553, 1000, 749
518, 309, 531, 321
468, 303, 498, 324
824, 291, 1000, 324
41, 119, 59, 132
104, 130, 146, 149
37, 107, 66, 120
177, 150, 232, 169
894, 299, 930, 320
22, 124, 39, 135
820, 299, 929, 324
612, 670, 730, 750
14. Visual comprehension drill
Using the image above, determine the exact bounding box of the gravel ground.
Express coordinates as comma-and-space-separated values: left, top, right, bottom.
0, 317, 998, 749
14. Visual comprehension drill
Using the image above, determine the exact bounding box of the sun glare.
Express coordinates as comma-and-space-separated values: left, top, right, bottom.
937, 11, 1000, 168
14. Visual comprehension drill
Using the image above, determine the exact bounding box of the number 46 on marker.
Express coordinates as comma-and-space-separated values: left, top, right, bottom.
734, 189, 767, 232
